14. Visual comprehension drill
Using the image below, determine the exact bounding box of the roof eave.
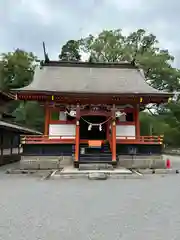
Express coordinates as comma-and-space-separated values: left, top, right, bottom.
0, 120, 42, 134
0, 91, 16, 100
13, 89, 173, 98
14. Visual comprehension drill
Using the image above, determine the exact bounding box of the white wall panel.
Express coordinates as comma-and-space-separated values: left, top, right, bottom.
49, 124, 75, 139
116, 125, 135, 138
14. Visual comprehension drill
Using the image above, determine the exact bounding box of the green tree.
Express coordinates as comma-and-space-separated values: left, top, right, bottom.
0, 49, 44, 131
80, 29, 180, 92
14, 101, 44, 132
59, 40, 81, 61
0, 49, 37, 90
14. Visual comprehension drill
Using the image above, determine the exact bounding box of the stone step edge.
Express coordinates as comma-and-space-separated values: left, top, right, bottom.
138, 169, 179, 174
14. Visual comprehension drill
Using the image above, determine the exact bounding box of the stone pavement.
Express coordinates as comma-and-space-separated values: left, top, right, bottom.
0, 164, 180, 239
51, 165, 136, 179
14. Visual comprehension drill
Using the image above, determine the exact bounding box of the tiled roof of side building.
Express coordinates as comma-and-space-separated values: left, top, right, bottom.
13, 61, 172, 96
0, 90, 15, 100
0, 120, 42, 134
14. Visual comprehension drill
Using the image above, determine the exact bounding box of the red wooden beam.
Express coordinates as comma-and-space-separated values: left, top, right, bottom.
75, 105, 80, 162
44, 104, 50, 135
135, 104, 140, 138
111, 104, 116, 162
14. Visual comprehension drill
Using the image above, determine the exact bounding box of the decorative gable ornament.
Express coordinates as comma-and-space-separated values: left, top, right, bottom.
115, 111, 126, 118
69, 110, 76, 117
65, 110, 76, 117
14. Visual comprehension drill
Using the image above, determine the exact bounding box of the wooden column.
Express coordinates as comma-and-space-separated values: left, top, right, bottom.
135, 104, 140, 138
111, 104, 116, 162
75, 105, 80, 163
44, 104, 50, 135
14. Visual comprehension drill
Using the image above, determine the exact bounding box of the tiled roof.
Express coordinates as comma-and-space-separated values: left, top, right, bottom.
0, 120, 42, 134
14, 61, 171, 96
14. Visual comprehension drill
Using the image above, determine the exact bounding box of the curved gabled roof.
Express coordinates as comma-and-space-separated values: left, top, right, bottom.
14, 61, 171, 97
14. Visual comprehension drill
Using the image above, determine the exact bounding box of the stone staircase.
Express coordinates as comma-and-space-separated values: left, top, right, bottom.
79, 142, 114, 164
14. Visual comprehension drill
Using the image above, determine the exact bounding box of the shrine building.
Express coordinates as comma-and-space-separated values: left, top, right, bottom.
13, 61, 172, 168
0, 91, 41, 166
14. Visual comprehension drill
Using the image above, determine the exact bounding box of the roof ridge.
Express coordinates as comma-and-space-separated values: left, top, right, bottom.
41, 60, 138, 69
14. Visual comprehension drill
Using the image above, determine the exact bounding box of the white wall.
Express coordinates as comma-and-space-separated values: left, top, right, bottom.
49, 124, 75, 139
59, 111, 66, 120
116, 125, 135, 139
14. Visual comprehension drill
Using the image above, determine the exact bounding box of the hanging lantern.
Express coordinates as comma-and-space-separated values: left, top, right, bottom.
88, 124, 92, 131
168, 97, 172, 103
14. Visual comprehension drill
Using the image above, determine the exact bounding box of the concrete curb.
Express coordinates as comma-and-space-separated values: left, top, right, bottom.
51, 173, 144, 179
138, 169, 179, 174
51, 174, 89, 179
163, 152, 180, 156
5, 168, 180, 179
6, 169, 37, 174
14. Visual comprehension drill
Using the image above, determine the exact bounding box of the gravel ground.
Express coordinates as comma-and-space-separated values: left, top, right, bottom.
0, 155, 180, 240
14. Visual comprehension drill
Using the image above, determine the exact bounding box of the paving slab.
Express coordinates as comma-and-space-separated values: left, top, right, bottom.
79, 164, 113, 170
20, 159, 40, 170
138, 169, 154, 174
60, 165, 132, 175
50, 165, 134, 179
88, 172, 108, 180
153, 169, 179, 174
139, 168, 180, 174
38, 159, 60, 169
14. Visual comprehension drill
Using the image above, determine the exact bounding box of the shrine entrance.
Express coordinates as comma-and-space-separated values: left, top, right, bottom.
80, 115, 107, 140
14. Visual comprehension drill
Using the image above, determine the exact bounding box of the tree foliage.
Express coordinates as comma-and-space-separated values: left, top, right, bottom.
59, 40, 81, 61
0, 49, 37, 90
0, 49, 44, 131
79, 29, 180, 92
1, 29, 180, 144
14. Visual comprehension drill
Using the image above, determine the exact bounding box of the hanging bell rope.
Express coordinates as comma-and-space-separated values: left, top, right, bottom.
80, 116, 112, 131
80, 116, 112, 126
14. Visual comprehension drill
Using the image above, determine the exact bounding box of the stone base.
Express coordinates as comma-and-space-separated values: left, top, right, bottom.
118, 155, 165, 169
0, 154, 21, 166
20, 156, 73, 170
19, 155, 165, 170
88, 172, 108, 180
79, 163, 113, 171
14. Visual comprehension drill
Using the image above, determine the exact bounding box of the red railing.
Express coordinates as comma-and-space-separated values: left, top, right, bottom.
21, 135, 163, 145
21, 135, 75, 144
116, 136, 163, 144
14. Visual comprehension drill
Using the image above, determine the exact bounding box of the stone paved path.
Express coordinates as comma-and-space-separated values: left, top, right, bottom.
0, 157, 180, 239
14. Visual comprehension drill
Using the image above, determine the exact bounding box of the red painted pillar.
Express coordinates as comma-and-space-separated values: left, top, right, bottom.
75, 105, 80, 163
135, 104, 140, 139
111, 104, 116, 162
111, 120, 116, 162
75, 120, 80, 162
44, 104, 50, 136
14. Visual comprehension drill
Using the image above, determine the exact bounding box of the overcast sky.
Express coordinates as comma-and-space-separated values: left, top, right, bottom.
1, 0, 180, 67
